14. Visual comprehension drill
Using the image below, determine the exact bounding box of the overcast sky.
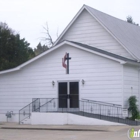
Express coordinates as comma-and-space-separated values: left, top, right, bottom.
0, 0, 140, 48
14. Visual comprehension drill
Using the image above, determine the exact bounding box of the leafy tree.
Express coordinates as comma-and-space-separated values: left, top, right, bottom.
0, 22, 35, 71
34, 42, 49, 56
126, 16, 139, 26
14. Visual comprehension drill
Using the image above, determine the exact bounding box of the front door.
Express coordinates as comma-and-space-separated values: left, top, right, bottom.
58, 82, 79, 110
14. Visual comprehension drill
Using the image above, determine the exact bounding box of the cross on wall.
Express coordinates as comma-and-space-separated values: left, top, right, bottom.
62, 53, 71, 74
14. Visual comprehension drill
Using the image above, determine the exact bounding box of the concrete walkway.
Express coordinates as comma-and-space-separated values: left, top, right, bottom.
0, 122, 136, 132
1, 123, 140, 140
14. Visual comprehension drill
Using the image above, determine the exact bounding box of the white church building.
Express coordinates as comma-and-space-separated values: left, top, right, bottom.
0, 5, 140, 125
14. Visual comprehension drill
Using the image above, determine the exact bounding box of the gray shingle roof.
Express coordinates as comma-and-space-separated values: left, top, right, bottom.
68, 41, 139, 64
85, 5, 140, 61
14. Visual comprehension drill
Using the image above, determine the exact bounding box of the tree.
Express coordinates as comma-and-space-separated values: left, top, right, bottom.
41, 23, 54, 47
0, 22, 35, 71
34, 42, 49, 56
126, 16, 139, 26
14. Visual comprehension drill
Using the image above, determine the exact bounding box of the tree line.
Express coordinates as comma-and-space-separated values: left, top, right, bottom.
0, 22, 52, 71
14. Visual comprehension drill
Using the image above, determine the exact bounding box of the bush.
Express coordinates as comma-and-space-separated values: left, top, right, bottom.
128, 96, 139, 120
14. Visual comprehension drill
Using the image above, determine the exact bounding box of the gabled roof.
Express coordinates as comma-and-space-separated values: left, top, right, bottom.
0, 41, 139, 75
54, 5, 140, 61
68, 41, 138, 64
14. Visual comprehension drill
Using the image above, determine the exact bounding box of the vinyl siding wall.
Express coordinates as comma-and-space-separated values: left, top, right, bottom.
0, 45, 123, 122
123, 65, 139, 108
59, 9, 134, 60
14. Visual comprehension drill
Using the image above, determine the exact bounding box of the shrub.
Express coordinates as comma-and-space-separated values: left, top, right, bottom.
128, 96, 139, 120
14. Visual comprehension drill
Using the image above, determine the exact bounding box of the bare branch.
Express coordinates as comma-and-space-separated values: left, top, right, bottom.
41, 22, 54, 47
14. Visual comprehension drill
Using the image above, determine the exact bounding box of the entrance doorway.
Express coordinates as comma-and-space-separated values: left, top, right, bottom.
58, 82, 79, 109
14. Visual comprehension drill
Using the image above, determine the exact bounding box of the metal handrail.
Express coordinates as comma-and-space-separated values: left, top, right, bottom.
34, 98, 122, 112
19, 98, 54, 124
19, 98, 39, 112
19, 98, 140, 126
33, 98, 55, 112
82, 99, 122, 107
19, 98, 40, 124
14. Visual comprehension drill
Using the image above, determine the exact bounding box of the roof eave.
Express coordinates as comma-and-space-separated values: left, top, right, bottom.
67, 41, 126, 64
0, 41, 67, 75
53, 5, 86, 46
125, 61, 140, 66
0, 41, 127, 75
0, 67, 20, 75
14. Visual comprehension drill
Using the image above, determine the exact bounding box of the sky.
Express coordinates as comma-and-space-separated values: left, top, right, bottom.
0, 0, 140, 49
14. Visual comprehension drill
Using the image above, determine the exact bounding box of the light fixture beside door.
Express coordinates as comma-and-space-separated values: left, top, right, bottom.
52, 81, 55, 86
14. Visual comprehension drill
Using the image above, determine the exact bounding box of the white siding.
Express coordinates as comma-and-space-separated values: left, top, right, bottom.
59, 9, 134, 59
123, 65, 139, 108
0, 44, 123, 121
